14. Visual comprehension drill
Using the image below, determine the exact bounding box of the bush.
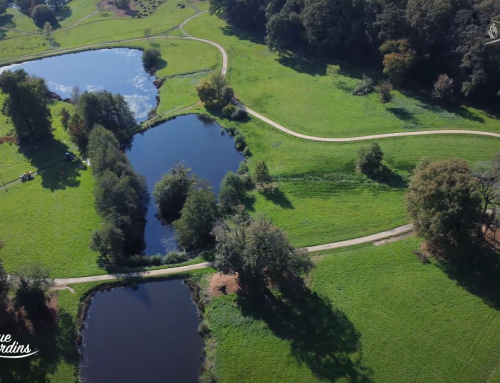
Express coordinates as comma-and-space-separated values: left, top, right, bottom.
234, 133, 246, 150
142, 48, 161, 70
31, 4, 56, 28
376, 80, 393, 104
243, 146, 251, 157
195, 73, 234, 109
116, 255, 151, 267
352, 75, 375, 96
357, 142, 384, 177
150, 255, 163, 266
432, 74, 455, 104
222, 103, 236, 118
253, 161, 274, 191
164, 251, 188, 264
237, 161, 249, 175
230, 107, 247, 120
219, 171, 248, 214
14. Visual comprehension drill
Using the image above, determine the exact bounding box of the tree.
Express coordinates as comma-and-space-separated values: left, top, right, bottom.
432, 74, 455, 104
0, 0, 8, 15
142, 48, 161, 71
59, 107, 71, 130
0, 69, 52, 144
376, 80, 393, 104
152, 162, 195, 221
144, 28, 152, 41
12, 264, 54, 315
43, 21, 52, 36
326, 64, 340, 83
195, 73, 234, 108
31, 4, 56, 28
90, 222, 125, 263
14, 0, 30, 14
213, 208, 313, 288
70, 86, 81, 104
219, 171, 247, 214
115, 0, 129, 9
352, 75, 375, 96
357, 142, 384, 177
173, 187, 219, 250
0, 259, 9, 305
406, 159, 483, 257
67, 112, 87, 148
253, 160, 274, 191
46, 0, 66, 10
380, 40, 415, 83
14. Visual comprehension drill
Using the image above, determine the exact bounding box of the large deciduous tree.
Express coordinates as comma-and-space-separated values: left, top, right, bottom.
0, 69, 52, 144
195, 73, 234, 108
406, 159, 483, 257
213, 208, 314, 288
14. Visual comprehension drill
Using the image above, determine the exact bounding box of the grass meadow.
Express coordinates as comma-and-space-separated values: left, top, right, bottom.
185, 13, 500, 138
204, 238, 500, 382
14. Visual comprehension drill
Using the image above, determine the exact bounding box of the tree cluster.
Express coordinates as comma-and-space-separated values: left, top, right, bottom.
210, 0, 500, 102
0, 69, 52, 144
61, 89, 136, 149
31, 4, 56, 28
88, 126, 148, 263
142, 48, 161, 72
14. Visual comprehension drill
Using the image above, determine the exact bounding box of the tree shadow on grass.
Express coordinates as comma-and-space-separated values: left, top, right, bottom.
439, 245, 500, 310
366, 165, 407, 189
0, 299, 78, 382
220, 25, 266, 45
261, 187, 293, 209
277, 54, 326, 77
236, 281, 373, 382
386, 107, 418, 124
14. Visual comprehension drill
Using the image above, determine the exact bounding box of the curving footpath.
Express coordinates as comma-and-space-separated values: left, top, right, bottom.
54, 224, 414, 286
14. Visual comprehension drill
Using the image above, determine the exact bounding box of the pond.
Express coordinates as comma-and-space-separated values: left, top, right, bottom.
0, 48, 157, 121
80, 280, 202, 383
127, 114, 243, 255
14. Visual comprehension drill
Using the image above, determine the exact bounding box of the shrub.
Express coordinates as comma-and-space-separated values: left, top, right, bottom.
231, 107, 247, 120
243, 146, 251, 157
150, 255, 163, 266
253, 161, 274, 191
234, 133, 246, 150
142, 48, 161, 70
357, 142, 384, 177
222, 103, 236, 118
376, 80, 393, 104
195, 73, 234, 109
31, 5, 56, 28
219, 171, 247, 214
237, 161, 249, 175
352, 75, 375, 96
432, 74, 455, 104
164, 251, 188, 264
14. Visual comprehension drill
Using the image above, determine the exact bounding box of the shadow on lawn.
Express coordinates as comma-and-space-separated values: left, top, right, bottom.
220, 25, 266, 45
262, 187, 293, 209
440, 245, 500, 310
0, 299, 78, 382
237, 280, 373, 382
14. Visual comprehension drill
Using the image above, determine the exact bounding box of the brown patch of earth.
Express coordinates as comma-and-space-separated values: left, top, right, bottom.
96, 0, 138, 17
208, 272, 240, 297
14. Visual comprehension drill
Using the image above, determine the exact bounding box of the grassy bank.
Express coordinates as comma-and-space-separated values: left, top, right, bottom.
204, 238, 500, 382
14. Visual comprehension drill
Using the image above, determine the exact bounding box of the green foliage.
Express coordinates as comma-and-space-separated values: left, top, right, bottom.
213, 208, 313, 287
222, 103, 236, 118
88, 126, 148, 261
115, 0, 130, 9
253, 160, 274, 191
59, 107, 70, 130
352, 75, 374, 96
233, 133, 246, 150
326, 64, 340, 82
13, 264, 54, 315
357, 142, 384, 177
219, 171, 247, 214
164, 251, 188, 264
31, 4, 56, 28
406, 159, 483, 257
380, 40, 415, 83
152, 162, 195, 221
376, 80, 393, 104
173, 187, 219, 251
237, 161, 249, 175
195, 73, 234, 109
142, 47, 161, 70
0, 69, 52, 144
14, 0, 30, 14
0, 0, 7, 15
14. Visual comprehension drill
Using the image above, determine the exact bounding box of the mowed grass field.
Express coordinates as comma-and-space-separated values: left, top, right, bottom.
0, 0, 209, 63
185, 13, 500, 138
205, 238, 500, 382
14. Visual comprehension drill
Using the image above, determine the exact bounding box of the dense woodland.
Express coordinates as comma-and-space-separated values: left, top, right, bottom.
210, 0, 500, 102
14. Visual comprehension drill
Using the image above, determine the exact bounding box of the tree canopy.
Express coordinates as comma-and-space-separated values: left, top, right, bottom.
195, 73, 234, 108
31, 4, 56, 28
0, 69, 52, 144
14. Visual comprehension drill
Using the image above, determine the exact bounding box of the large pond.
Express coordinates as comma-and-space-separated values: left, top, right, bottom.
127, 114, 242, 255
0, 48, 157, 121
80, 280, 202, 383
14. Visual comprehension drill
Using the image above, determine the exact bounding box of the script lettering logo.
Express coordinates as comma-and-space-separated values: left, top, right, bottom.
0, 334, 39, 359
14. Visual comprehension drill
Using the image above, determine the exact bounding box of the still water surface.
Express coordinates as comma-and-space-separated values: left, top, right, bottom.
80, 280, 202, 383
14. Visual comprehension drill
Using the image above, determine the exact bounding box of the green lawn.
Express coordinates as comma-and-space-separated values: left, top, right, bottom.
185, 13, 500, 138
205, 238, 500, 382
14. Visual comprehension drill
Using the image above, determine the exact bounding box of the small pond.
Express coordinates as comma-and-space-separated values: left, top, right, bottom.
80, 280, 202, 383
0, 48, 157, 121
127, 114, 243, 255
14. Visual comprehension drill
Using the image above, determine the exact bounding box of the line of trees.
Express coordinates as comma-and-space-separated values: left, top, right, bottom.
209, 0, 500, 102
60, 89, 137, 150
88, 126, 149, 263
